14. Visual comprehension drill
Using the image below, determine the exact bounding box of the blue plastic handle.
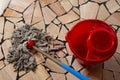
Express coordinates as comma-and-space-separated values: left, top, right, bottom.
61, 62, 90, 80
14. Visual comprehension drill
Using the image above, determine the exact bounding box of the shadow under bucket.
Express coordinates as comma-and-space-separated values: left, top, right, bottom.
66, 19, 118, 66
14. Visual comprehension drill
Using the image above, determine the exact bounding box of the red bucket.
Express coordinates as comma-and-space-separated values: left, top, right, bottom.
66, 19, 118, 66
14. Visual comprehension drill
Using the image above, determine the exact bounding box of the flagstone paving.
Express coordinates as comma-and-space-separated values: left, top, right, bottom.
0, 0, 120, 80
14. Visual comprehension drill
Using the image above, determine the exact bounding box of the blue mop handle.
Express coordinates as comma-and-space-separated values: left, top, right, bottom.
61, 62, 90, 80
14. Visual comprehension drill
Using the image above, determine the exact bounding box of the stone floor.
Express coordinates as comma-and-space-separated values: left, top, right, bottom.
0, 0, 120, 80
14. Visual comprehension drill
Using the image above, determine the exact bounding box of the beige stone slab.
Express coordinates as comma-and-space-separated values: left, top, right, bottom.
32, 20, 45, 32
50, 72, 66, 80
92, 0, 108, 3
47, 23, 60, 39
113, 72, 120, 80
106, 12, 120, 26
59, 58, 68, 65
47, 77, 53, 80
60, 0, 72, 12
4, 21, 14, 39
32, 1, 43, 25
65, 20, 79, 30
73, 7, 80, 15
0, 0, 10, 16
69, 0, 78, 6
0, 46, 4, 60
58, 10, 79, 24
56, 51, 66, 58
0, 64, 17, 80
45, 59, 66, 73
2, 40, 11, 58
49, 2, 65, 16
20, 64, 50, 80
42, 7, 56, 24
114, 53, 120, 65
116, 0, 120, 5
0, 34, 3, 43
116, 27, 120, 53
103, 69, 114, 80
0, 17, 4, 34
0, 60, 4, 69
72, 59, 83, 71
66, 56, 73, 65
23, 2, 35, 25
104, 56, 120, 72
34, 52, 45, 64
97, 4, 110, 21
80, 2, 99, 19
58, 25, 68, 41
106, 0, 120, 13
53, 19, 60, 25
39, 0, 57, 7
66, 72, 79, 80
66, 43, 73, 55
9, 0, 34, 12
79, 0, 88, 5
6, 17, 23, 23
4, 8, 22, 18
15, 21, 25, 29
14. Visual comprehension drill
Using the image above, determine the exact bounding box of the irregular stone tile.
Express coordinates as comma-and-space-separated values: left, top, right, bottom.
114, 53, 120, 64
59, 58, 68, 65
0, 60, 4, 69
0, 34, 3, 43
39, 0, 57, 7
69, 0, 78, 6
6, 17, 23, 23
79, 0, 88, 5
104, 56, 120, 72
45, 59, 66, 73
20, 64, 50, 80
0, 64, 17, 80
23, 2, 35, 25
66, 72, 79, 80
106, 12, 120, 26
65, 20, 79, 30
116, 27, 120, 53
66, 43, 74, 55
42, 7, 56, 24
66, 56, 73, 65
50, 72, 66, 80
2, 40, 11, 58
0, 17, 4, 34
103, 69, 114, 80
4, 21, 14, 39
56, 51, 66, 58
0, 46, 3, 60
47, 77, 52, 80
9, 0, 34, 12
73, 7, 80, 15
106, 0, 120, 13
53, 19, 60, 25
113, 72, 120, 80
19, 71, 26, 77
32, 1, 43, 25
32, 20, 45, 32
4, 8, 22, 18
49, 2, 65, 16
34, 52, 45, 64
72, 59, 83, 71
60, 0, 72, 12
97, 4, 110, 20
80, 64, 103, 80
58, 25, 68, 41
0, 0, 10, 16
47, 23, 60, 39
116, 0, 120, 5
80, 2, 99, 19
58, 10, 79, 24
91, 0, 108, 3
111, 25, 118, 30
15, 21, 25, 29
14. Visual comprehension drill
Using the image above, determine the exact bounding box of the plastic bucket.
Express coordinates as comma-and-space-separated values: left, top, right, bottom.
66, 19, 118, 66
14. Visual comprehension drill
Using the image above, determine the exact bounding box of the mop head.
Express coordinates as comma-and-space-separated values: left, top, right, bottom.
7, 25, 64, 72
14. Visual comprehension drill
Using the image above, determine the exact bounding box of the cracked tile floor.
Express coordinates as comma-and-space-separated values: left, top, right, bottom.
0, 0, 120, 80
